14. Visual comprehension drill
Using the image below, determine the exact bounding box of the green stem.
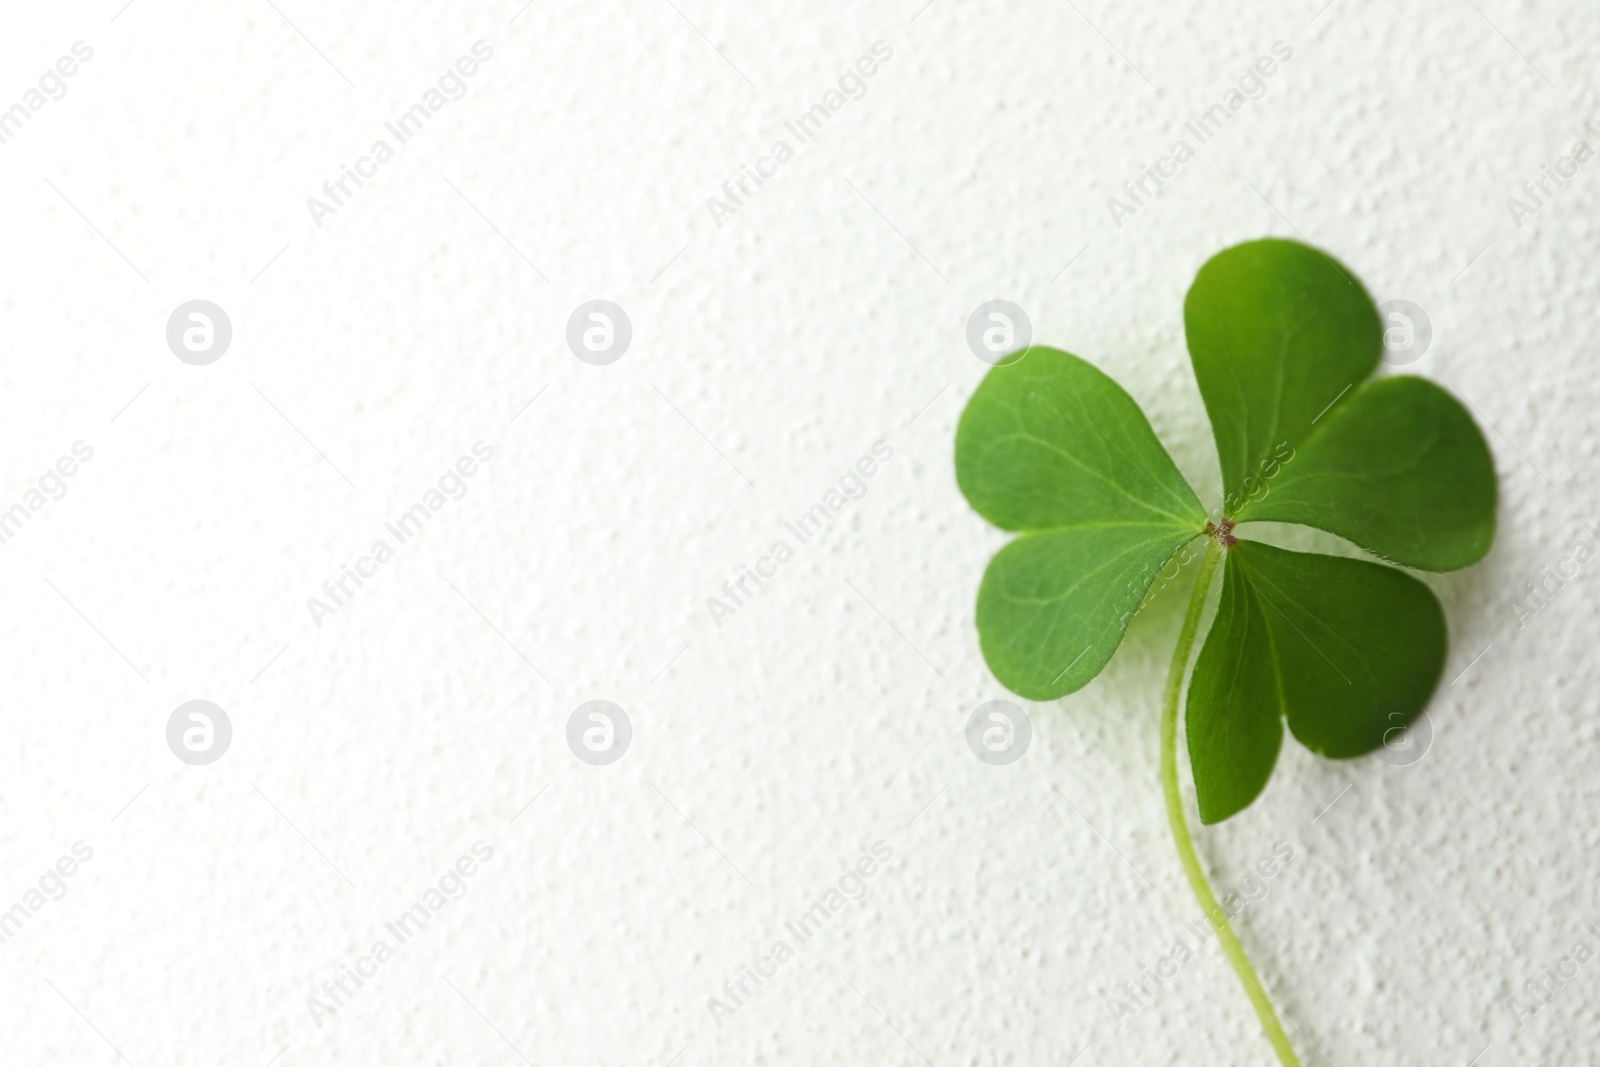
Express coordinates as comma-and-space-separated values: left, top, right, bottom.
1162, 538, 1302, 1067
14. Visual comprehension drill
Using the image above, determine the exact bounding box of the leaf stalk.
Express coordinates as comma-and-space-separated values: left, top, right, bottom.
1161, 538, 1302, 1066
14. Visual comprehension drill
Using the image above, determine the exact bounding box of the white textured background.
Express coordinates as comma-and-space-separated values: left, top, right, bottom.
1, 0, 1597, 1064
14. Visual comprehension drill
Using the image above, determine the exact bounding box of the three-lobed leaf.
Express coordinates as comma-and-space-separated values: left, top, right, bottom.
1185, 541, 1447, 823
956, 347, 1204, 699
1185, 239, 1496, 571
955, 237, 1497, 823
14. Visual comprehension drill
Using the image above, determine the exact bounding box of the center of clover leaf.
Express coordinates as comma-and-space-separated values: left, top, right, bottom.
954, 237, 1496, 1066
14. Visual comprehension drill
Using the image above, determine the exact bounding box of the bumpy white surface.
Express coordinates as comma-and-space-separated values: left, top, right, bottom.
1, 1, 1596, 1064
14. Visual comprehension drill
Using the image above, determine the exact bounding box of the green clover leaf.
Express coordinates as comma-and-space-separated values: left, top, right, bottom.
1186, 540, 1447, 823
954, 237, 1496, 1066
1186, 238, 1497, 570
955, 347, 1204, 700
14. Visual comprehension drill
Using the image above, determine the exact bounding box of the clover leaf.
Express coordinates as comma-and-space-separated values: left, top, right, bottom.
1186, 239, 1496, 570
954, 237, 1496, 1066
1186, 540, 1447, 823
955, 348, 1204, 700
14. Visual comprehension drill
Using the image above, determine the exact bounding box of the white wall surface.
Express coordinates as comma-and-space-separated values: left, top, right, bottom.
1, 1, 1597, 1064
